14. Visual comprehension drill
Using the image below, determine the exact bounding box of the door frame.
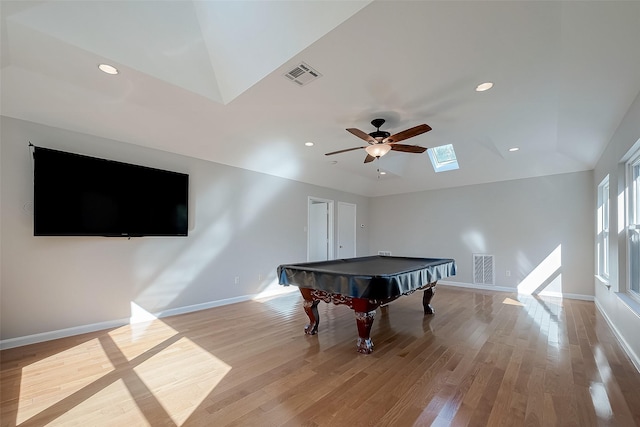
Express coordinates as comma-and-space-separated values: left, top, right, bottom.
307, 197, 334, 261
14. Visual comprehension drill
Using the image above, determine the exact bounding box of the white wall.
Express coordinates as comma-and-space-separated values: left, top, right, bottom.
369, 171, 594, 298
593, 91, 640, 370
4, 101, 638, 361
0, 117, 369, 345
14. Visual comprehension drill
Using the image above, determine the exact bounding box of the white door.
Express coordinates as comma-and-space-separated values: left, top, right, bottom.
337, 202, 356, 258
308, 197, 334, 261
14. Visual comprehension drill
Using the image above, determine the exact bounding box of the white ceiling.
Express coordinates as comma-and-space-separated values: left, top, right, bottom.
2, 1, 640, 197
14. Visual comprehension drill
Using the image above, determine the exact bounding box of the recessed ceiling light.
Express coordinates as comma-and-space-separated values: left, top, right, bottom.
508, 147, 520, 152
98, 63, 118, 75
475, 82, 493, 92
305, 142, 314, 147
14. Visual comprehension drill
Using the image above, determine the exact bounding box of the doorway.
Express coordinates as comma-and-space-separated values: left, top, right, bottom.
308, 197, 334, 261
337, 202, 357, 258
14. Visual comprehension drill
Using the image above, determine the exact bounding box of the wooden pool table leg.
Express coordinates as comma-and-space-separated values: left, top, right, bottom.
299, 288, 320, 335
423, 284, 436, 314
354, 310, 376, 354
352, 298, 378, 354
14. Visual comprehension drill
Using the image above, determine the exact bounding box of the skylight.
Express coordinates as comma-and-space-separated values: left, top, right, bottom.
427, 144, 459, 172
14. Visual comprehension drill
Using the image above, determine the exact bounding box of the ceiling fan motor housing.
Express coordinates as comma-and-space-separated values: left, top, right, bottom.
369, 118, 389, 141
369, 130, 390, 141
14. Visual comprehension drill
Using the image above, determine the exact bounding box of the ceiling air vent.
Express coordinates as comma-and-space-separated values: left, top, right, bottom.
284, 62, 322, 86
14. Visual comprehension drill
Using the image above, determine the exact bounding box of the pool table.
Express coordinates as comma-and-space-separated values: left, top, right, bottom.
277, 255, 456, 354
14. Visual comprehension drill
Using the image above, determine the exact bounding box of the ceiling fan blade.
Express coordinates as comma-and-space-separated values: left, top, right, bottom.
347, 128, 376, 143
384, 124, 432, 143
364, 154, 376, 163
325, 146, 367, 156
390, 144, 427, 153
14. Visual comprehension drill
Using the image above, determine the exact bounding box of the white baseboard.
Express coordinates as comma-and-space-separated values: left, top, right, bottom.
439, 280, 594, 301
0, 294, 256, 350
152, 295, 254, 319
0, 318, 130, 350
0, 283, 594, 350
438, 280, 514, 293
595, 299, 640, 373
534, 290, 594, 301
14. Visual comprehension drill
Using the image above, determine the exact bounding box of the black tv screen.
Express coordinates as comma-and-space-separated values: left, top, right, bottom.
33, 147, 189, 237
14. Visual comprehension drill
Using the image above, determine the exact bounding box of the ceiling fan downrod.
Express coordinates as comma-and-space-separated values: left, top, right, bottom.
369, 118, 390, 141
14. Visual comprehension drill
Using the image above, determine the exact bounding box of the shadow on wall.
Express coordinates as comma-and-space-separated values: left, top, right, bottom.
130, 157, 302, 317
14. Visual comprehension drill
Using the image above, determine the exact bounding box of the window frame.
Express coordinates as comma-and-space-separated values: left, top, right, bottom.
626, 152, 640, 300
597, 175, 610, 282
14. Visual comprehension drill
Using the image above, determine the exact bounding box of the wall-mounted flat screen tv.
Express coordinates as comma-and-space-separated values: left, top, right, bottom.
33, 147, 189, 237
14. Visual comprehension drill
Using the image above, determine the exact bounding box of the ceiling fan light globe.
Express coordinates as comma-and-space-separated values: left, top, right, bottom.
365, 144, 392, 158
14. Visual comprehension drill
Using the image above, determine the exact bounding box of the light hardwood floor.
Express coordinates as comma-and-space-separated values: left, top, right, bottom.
2, 286, 640, 426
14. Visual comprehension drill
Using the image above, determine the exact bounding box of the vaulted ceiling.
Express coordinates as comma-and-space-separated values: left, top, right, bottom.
2, 1, 639, 196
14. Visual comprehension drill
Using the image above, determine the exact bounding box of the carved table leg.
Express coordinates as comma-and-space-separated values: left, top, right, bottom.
299, 288, 319, 335
303, 300, 320, 334
351, 298, 380, 354
423, 284, 436, 314
354, 310, 376, 354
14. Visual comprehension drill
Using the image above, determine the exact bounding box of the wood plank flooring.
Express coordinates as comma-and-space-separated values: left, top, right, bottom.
2, 286, 640, 426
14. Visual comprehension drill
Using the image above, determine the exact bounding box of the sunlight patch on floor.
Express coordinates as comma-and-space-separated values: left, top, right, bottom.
16, 338, 113, 424
17, 316, 231, 426
51, 379, 148, 426
109, 320, 178, 362
133, 337, 231, 425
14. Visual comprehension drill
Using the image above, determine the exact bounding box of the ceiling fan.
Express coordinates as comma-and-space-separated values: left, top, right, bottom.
326, 118, 432, 163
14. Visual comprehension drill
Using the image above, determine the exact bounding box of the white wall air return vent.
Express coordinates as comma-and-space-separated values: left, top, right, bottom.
284, 62, 322, 86
473, 254, 495, 285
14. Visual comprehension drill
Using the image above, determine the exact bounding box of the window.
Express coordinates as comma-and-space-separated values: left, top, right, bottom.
427, 144, 459, 173
629, 155, 640, 297
597, 176, 610, 281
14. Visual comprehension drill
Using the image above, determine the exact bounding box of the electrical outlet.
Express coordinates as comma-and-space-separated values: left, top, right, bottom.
234, 276, 239, 284
505, 270, 511, 277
